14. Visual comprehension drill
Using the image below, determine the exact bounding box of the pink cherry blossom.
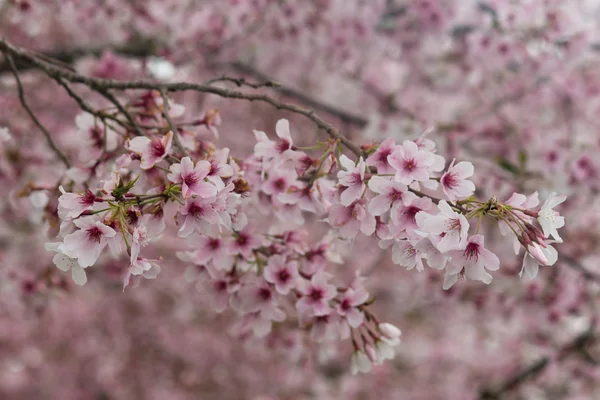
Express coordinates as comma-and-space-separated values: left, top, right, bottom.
337, 155, 367, 206
444, 234, 500, 289
126, 131, 173, 170
328, 200, 376, 239
188, 235, 234, 270
367, 175, 408, 216
416, 200, 469, 252
366, 137, 396, 174
59, 217, 117, 268
335, 287, 369, 328
440, 159, 475, 201
167, 156, 217, 198
296, 272, 337, 317
387, 140, 435, 185
263, 254, 299, 295
57, 186, 97, 219
177, 196, 221, 237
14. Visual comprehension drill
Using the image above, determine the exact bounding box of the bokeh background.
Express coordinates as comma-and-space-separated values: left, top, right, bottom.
1, 1, 599, 399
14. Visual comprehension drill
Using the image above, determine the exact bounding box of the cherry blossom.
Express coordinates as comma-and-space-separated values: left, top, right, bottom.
444, 235, 500, 289
296, 272, 338, 317
337, 155, 367, 206
167, 156, 217, 198
388, 140, 436, 185
58, 217, 117, 268
440, 159, 475, 201
126, 131, 173, 170
263, 254, 299, 295
537, 192, 567, 242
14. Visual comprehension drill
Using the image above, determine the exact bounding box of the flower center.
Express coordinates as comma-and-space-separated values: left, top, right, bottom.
149, 138, 166, 157
188, 204, 205, 218
278, 269, 291, 283
403, 159, 417, 171
86, 226, 103, 243
441, 172, 457, 189
309, 288, 324, 302
183, 172, 200, 187
463, 242, 480, 261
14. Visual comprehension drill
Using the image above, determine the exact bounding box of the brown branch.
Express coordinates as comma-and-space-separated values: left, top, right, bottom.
2, 53, 71, 169
159, 89, 188, 157
230, 62, 369, 127
0, 38, 364, 157
561, 255, 600, 282
479, 329, 597, 399
205, 74, 281, 90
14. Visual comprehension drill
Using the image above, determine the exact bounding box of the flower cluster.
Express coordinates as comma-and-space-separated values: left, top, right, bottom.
45, 109, 566, 374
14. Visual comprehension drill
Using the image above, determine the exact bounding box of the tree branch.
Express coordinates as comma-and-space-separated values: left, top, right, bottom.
0, 38, 364, 157
479, 329, 597, 399
2, 53, 71, 169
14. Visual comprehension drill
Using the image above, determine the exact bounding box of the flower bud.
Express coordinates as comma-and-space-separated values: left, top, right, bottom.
378, 322, 402, 340
527, 243, 548, 266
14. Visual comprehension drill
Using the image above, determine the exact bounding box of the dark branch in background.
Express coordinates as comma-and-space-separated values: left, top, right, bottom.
478, 328, 597, 399
2, 54, 71, 169
229, 62, 369, 127
0, 38, 365, 157
561, 255, 600, 282
0, 41, 369, 129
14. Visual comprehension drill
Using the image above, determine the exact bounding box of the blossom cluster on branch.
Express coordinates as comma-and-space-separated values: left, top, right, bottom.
32, 83, 566, 373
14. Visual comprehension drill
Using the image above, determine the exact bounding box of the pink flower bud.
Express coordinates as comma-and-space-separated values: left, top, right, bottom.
365, 343, 377, 363
527, 243, 548, 266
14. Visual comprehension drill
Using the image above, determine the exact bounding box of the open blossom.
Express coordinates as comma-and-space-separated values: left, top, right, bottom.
367, 176, 408, 216
416, 200, 469, 253
440, 159, 475, 201
75, 112, 117, 154
127, 131, 173, 169
337, 155, 366, 206
123, 257, 161, 291
335, 287, 369, 327
296, 272, 337, 317
177, 196, 221, 237
392, 238, 425, 271
521, 241, 558, 279
537, 192, 566, 242
168, 156, 217, 198
45, 242, 88, 286
262, 167, 297, 196
57, 186, 97, 219
387, 140, 435, 185
206, 148, 234, 189
328, 200, 376, 239
390, 192, 432, 231
263, 254, 299, 295
59, 217, 117, 268
366, 137, 396, 174
444, 234, 500, 289
254, 119, 302, 166
188, 235, 234, 270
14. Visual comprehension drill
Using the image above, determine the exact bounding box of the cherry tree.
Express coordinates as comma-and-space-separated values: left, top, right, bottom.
0, 1, 597, 399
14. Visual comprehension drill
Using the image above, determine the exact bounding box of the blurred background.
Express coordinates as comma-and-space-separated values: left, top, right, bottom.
0, 0, 600, 399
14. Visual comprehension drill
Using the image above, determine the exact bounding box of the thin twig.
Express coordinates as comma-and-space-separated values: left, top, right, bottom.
205, 74, 280, 89
2, 53, 71, 168
159, 89, 188, 157
92, 87, 144, 137
479, 329, 596, 399
0, 38, 363, 157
